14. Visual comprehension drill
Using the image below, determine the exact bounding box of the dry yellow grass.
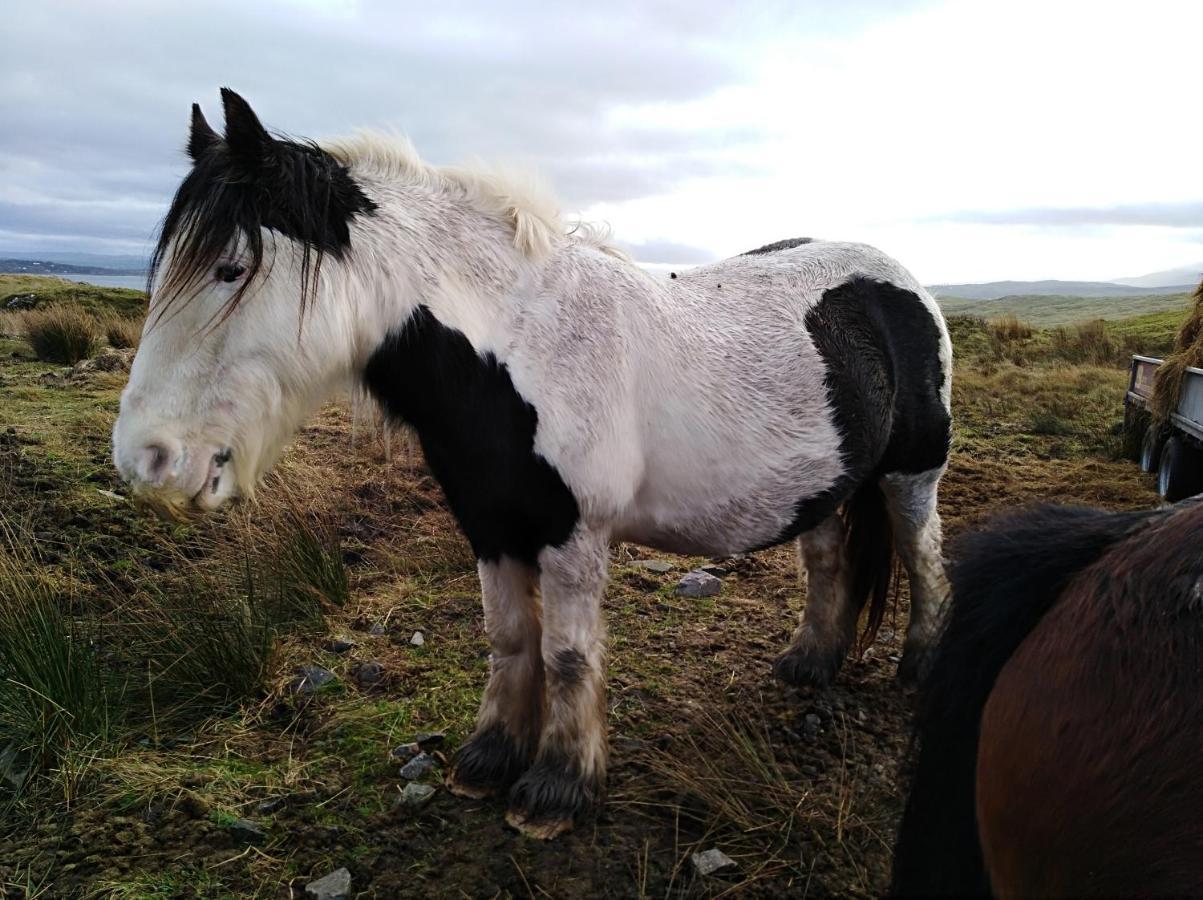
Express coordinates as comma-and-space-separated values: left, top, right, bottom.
1151, 283, 1203, 421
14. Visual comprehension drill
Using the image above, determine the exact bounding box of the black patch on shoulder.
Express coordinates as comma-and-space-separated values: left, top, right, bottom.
548, 648, 587, 687
768, 277, 950, 544
362, 307, 580, 565
741, 237, 814, 255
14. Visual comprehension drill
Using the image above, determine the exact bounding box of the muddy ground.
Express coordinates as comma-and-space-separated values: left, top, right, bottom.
0, 304, 1165, 899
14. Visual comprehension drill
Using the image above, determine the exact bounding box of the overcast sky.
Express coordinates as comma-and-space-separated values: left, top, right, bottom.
3, 0, 1200, 283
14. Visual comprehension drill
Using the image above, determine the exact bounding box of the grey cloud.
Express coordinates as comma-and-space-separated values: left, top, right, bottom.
2, 0, 933, 256
936, 201, 1203, 229
615, 239, 718, 265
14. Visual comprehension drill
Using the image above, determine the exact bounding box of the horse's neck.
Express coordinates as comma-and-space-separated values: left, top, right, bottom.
346, 185, 537, 360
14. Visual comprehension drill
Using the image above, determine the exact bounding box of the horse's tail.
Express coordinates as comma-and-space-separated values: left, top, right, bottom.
890, 504, 1152, 898
843, 480, 894, 650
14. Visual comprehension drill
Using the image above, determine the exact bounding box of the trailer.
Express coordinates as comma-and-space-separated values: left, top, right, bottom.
1124, 355, 1203, 501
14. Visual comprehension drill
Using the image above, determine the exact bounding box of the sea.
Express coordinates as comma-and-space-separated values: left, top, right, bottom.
60, 274, 148, 291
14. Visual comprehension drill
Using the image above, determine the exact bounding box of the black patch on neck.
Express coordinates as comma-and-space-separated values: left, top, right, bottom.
741, 237, 814, 255
362, 307, 580, 565
150, 133, 376, 322
768, 276, 950, 544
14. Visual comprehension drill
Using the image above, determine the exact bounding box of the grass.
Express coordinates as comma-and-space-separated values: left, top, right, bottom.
0, 274, 146, 318
101, 314, 142, 350
22, 306, 101, 364
0, 279, 1183, 897
938, 290, 1193, 326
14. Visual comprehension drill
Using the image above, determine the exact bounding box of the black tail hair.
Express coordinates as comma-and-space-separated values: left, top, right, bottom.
890, 503, 1155, 898
843, 481, 895, 650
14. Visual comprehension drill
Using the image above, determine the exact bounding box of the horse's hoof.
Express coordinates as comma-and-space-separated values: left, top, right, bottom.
447, 725, 531, 799
773, 645, 842, 688
504, 809, 574, 840
506, 758, 598, 840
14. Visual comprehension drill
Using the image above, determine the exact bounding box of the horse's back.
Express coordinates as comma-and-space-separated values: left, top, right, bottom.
976, 501, 1203, 897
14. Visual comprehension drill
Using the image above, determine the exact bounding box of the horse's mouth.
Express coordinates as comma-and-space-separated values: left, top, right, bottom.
133, 448, 236, 520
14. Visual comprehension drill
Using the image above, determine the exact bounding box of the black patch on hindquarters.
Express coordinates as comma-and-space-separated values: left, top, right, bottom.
451, 723, 535, 793
764, 276, 951, 546
362, 306, 580, 565
741, 236, 815, 255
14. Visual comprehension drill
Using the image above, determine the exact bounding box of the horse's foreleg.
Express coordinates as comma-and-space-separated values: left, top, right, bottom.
880, 468, 949, 683
447, 557, 543, 798
506, 528, 608, 839
774, 514, 853, 687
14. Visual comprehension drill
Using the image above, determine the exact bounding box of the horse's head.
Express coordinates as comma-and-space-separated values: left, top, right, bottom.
112, 90, 376, 517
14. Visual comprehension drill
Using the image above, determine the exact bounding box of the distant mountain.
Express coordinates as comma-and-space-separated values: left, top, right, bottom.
1112, 264, 1203, 289
927, 279, 1197, 300
0, 251, 149, 272
0, 258, 147, 277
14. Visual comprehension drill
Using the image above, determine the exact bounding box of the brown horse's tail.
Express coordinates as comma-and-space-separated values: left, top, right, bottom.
890, 503, 1153, 898
842, 481, 894, 652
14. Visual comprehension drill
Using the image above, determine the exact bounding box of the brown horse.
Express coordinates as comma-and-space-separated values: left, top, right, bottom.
891, 498, 1203, 898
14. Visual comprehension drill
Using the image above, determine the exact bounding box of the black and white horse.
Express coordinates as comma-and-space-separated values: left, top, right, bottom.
112, 90, 953, 838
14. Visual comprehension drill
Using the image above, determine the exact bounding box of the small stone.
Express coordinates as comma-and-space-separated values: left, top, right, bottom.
305, 867, 352, 900
228, 818, 267, 844
631, 559, 674, 573
354, 661, 385, 688
324, 638, 356, 653
698, 563, 727, 576
289, 665, 336, 694
397, 782, 437, 810
369, 622, 387, 636
257, 797, 287, 815
409, 631, 425, 647
802, 713, 822, 741
691, 848, 737, 876
676, 570, 722, 598
415, 731, 446, 750
390, 742, 420, 762
399, 752, 436, 780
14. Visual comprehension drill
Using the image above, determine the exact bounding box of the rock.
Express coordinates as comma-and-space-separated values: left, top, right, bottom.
368, 622, 387, 636
305, 867, 352, 900
398, 752, 436, 780
409, 631, 425, 647
257, 797, 287, 815
397, 782, 437, 810
415, 731, 446, 750
5, 293, 38, 310
68, 348, 134, 378
390, 743, 420, 763
289, 665, 336, 695
691, 847, 737, 876
228, 818, 267, 844
631, 559, 674, 573
324, 638, 356, 654
676, 570, 722, 598
354, 661, 385, 688
802, 713, 822, 741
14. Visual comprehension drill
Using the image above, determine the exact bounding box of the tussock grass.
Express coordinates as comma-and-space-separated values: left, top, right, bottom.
22, 306, 100, 364
1151, 284, 1203, 422
100, 313, 142, 350
989, 314, 1033, 342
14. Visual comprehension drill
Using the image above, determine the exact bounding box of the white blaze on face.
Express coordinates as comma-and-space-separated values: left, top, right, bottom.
112, 236, 353, 516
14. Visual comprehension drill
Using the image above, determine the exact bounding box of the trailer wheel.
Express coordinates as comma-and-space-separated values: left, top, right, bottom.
1122, 405, 1149, 462
1156, 436, 1203, 502
1140, 426, 1165, 473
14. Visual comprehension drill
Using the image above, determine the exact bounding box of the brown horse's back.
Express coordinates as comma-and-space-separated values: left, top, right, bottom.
977, 502, 1203, 898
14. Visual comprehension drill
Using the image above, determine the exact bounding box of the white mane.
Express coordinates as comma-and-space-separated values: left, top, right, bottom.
323, 131, 621, 260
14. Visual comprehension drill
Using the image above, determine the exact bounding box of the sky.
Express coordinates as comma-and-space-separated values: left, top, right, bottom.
3, 0, 1201, 284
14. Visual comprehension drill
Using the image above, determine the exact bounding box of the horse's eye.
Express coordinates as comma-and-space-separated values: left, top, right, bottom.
216, 263, 246, 283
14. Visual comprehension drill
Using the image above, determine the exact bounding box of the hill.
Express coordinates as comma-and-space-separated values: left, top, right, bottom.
929, 279, 1196, 300
937, 291, 1192, 327
0, 258, 147, 277
1113, 263, 1203, 289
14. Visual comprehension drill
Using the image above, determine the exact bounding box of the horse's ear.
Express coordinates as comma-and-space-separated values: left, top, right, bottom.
187, 103, 220, 161
220, 88, 272, 161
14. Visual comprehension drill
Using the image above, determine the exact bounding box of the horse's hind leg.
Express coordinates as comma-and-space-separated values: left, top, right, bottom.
880, 467, 949, 682
448, 557, 543, 798
774, 514, 855, 688
507, 528, 609, 839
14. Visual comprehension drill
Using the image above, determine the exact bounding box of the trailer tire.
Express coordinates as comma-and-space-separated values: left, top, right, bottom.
1122, 405, 1150, 462
1156, 436, 1203, 502
1140, 426, 1165, 473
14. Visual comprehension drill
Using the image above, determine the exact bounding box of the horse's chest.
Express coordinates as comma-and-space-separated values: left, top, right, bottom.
362, 307, 579, 564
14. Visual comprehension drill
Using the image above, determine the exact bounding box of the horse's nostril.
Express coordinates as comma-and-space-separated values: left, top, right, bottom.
135, 443, 173, 485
